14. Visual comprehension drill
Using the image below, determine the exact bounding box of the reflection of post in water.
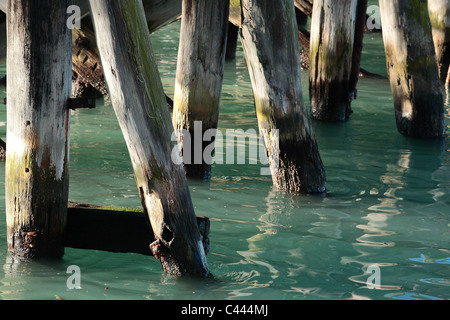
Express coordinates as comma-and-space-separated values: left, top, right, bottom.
0, 255, 34, 300
237, 189, 300, 283
344, 137, 445, 292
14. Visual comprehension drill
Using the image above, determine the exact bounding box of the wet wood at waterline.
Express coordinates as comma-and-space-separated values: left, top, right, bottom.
240, 0, 327, 194
5, 0, 72, 259
89, 0, 209, 277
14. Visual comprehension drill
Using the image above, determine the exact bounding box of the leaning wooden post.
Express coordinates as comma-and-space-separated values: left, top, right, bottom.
379, 0, 445, 138
88, 0, 209, 277
172, 0, 229, 180
5, 0, 72, 259
428, 0, 450, 84
240, 0, 326, 193
309, 0, 357, 121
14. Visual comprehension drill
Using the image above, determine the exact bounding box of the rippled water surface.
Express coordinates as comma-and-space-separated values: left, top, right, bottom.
0, 19, 448, 300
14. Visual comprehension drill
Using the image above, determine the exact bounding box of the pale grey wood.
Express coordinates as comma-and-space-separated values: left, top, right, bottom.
88, 0, 208, 277
240, 0, 326, 194
0, 0, 181, 30
428, 0, 450, 84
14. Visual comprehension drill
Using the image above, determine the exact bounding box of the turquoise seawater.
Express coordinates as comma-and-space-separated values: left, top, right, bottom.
0, 18, 448, 301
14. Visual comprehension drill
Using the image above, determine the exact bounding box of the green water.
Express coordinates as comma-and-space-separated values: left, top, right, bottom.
0, 20, 448, 301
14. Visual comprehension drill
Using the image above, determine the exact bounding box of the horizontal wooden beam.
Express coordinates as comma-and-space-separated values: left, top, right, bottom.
0, 138, 5, 160
65, 202, 210, 257
68, 97, 96, 110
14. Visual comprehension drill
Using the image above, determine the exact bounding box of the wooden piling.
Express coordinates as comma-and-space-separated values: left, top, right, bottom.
240, 0, 326, 194
172, 0, 230, 180
0, 138, 6, 160
309, 0, 357, 122
5, 0, 72, 259
88, 0, 209, 277
379, 0, 445, 138
428, 0, 450, 85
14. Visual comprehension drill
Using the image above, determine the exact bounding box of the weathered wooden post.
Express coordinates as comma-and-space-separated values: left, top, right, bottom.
72, 23, 108, 99
428, 0, 450, 84
143, 0, 182, 32
379, 0, 445, 138
309, 0, 357, 122
240, 0, 326, 193
172, 0, 230, 180
88, 0, 209, 277
5, 0, 72, 259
